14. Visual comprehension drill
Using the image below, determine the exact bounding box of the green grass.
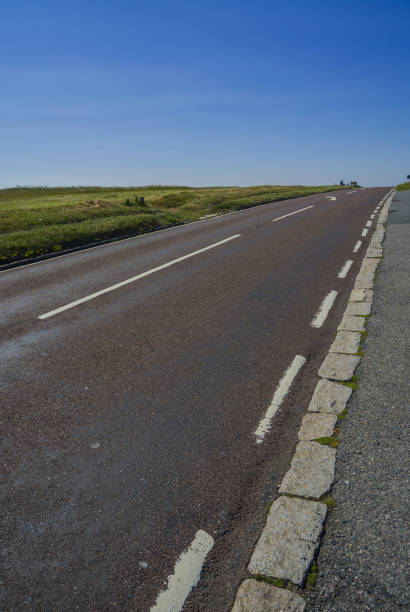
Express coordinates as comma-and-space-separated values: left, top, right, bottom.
316, 436, 339, 448
340, 375, 359, 390
337, 409, 348, 421
321, 496, 336, 509
0, 184, 344, 263
253, 574, 286, 588
306, 561, 318, 588
396, 182, 410, 191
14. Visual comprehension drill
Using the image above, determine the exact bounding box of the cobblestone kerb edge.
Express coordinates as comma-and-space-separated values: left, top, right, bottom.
231, 188, 395, 610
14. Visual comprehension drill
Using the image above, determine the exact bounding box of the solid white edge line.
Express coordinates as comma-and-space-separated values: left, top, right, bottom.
361, 228, 368, 237
151, 530, 214, 612
338, 260, 354, 278
310, 290, 338, 328
254, 355, 306, 443
272, 205, 314, 222
353, 240, 362, 253
39, 234, 241, 319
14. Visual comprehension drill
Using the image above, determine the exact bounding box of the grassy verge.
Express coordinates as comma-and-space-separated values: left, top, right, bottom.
396, 182, 410, 191
0, 184, 344, 263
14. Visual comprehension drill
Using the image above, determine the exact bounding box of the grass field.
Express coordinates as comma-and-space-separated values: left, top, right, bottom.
0, 184, 344, 264
396, 182, 410, 191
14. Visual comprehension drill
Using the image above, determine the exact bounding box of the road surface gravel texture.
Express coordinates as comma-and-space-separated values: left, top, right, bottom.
0, 187, 390, 610
306, 189, 410, 611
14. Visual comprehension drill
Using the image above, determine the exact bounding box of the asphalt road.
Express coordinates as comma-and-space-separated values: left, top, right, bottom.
1, 187, 390, 611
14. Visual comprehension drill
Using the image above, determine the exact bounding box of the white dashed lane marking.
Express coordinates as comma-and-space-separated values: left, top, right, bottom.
338, 260, 353, 278
254, 355, 306, 444
151, 530, 214, 611
311, 290, 338, 328
272, 205, 314, 222
38, 235, 241, 319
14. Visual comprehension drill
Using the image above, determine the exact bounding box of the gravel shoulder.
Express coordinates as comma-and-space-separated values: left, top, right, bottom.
306, 190, 410, 610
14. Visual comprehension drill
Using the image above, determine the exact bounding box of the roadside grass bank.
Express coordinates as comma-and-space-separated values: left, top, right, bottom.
396, 182, 410, 191
0, 184, 344, 263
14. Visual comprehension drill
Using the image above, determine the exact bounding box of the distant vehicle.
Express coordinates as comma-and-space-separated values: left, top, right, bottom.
350, 181, 358, 187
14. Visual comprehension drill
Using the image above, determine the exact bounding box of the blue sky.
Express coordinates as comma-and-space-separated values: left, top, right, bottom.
1, 0, 409, 187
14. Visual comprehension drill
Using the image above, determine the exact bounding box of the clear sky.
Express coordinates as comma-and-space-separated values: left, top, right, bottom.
1, 0, 409, 188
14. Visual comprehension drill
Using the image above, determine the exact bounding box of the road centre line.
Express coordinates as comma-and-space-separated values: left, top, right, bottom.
353, 240, 362, 253
151, 530, 214, 611
38, 234, 241, 320
361, 228, 368, 237
272, 205, 314, 222
254, 355, 306, 444
338, 260, 353, 278
311, 290, 338, 328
